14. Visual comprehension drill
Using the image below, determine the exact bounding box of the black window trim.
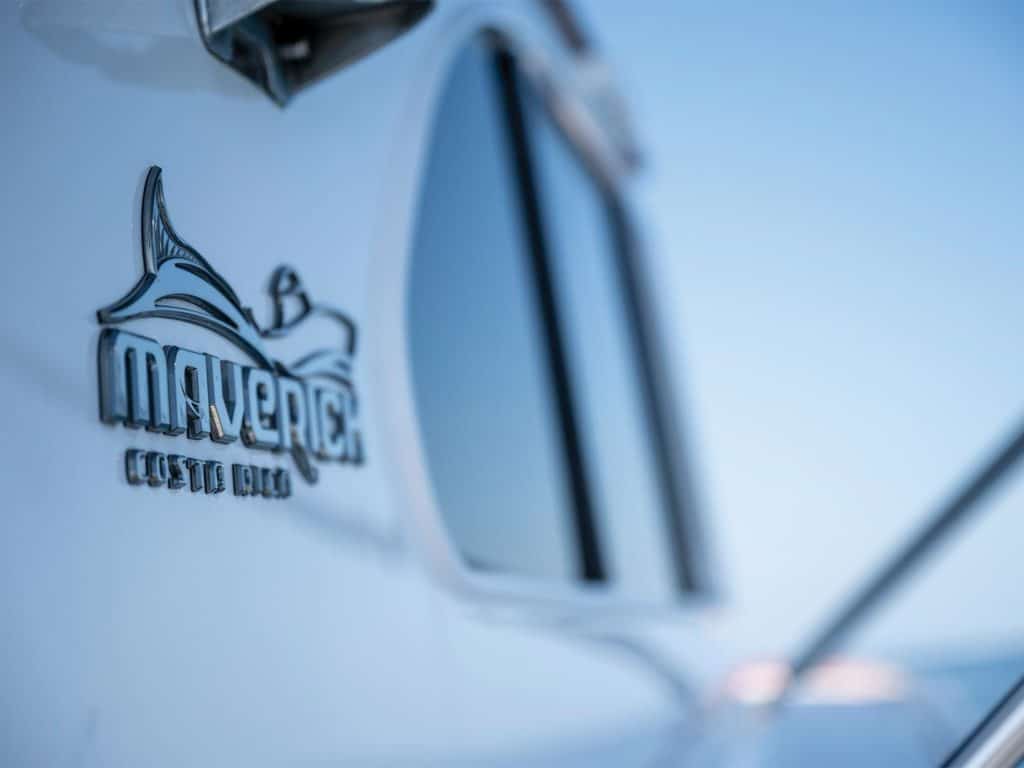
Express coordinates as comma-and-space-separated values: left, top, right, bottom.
485, 31, 711, 595
496, 47, 606, 582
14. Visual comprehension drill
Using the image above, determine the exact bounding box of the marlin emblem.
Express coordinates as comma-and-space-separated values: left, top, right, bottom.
96, 166, 363, 484
98, 166, 356, 386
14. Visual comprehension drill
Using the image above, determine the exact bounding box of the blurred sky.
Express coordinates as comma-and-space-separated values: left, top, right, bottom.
587, 2, 1024, 660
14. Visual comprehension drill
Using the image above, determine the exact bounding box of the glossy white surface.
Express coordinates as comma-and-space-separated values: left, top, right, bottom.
0, 1, 713, 764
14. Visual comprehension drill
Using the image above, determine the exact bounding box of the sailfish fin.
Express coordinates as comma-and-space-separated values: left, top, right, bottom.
141, 166, 248, 312
142, 166, 202, 273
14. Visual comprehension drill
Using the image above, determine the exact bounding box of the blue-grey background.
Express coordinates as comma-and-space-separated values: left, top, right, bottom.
589, 2, 1023, 661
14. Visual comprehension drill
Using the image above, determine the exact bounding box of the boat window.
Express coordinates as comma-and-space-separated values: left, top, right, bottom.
408, 36, 695, 598
408, 39, 581, 581
518, 70, 680, 599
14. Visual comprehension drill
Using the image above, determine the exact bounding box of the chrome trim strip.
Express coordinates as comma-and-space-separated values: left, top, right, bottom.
946, 677, 1024, 768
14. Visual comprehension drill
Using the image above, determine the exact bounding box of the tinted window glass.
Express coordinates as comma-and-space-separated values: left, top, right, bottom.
408, 42, 578, 581
522, 86, 678, 598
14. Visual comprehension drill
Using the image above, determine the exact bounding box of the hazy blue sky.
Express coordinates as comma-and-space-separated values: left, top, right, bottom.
589, 2, 1023, 659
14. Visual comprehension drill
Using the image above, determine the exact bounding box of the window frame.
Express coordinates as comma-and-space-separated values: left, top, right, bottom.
376, 7, 713, 611
497, 41, 709, 595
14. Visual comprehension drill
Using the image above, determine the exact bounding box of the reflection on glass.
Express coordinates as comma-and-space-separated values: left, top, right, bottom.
522, 82, 676, 599
408, 41, 578, 581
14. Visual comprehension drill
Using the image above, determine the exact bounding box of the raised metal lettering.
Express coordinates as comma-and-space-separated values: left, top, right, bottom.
125, 449, 148, 485
99, 329, 171, 432
97, 167, 366, 494
166, 346, 211, 439
204, 461, 226, 494
168, 454, 188, 489
233, 464, 254, 496
207, 355, 245, 443
146, 452, 169, 487
243, 368, 279, 450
